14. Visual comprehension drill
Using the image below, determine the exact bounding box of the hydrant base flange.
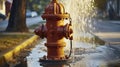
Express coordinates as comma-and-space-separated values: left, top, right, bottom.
39, 58, 73, 65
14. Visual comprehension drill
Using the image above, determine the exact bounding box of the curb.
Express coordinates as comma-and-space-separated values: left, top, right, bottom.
0, 35, 39, 66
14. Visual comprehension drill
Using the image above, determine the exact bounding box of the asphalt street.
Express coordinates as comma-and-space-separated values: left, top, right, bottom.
0, 16, 42, 31
93, 20, 120, 43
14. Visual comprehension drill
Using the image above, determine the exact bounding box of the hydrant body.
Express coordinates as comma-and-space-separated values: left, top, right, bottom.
45, 19, 66, 60
35, 0, 73, 60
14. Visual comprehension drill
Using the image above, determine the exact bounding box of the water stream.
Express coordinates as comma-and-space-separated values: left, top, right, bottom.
60, 0, 98, 47
60, 0, 96, 34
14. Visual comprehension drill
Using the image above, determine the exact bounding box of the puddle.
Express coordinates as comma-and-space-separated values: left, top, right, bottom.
26, 39, 120, 67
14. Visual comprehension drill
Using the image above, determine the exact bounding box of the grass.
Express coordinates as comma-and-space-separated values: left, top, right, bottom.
0, 34, 32, 53
0, 20, 42, 54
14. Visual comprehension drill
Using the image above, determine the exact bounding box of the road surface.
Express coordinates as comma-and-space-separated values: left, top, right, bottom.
0, 16, 42, 31
93, 20, 120, 43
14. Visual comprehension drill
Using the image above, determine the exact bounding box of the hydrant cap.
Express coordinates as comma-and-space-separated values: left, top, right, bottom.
52, 0, 58, 3
44, 0, 65, 14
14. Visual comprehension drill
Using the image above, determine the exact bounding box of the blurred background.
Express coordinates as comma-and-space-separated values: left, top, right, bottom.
0, 0, 120, 20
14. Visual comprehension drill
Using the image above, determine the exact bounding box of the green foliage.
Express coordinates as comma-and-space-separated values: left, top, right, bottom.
27, 0, 50, 14
94, 0, 107, 10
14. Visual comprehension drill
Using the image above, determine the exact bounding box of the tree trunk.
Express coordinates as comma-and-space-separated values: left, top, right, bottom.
6, 0, 29, 32
117, 0, 120, 15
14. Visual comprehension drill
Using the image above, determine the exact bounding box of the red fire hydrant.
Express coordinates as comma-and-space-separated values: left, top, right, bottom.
35, 0, 73, 62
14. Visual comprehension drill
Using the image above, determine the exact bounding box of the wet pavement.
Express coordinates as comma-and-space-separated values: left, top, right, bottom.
26, 39, 120, 67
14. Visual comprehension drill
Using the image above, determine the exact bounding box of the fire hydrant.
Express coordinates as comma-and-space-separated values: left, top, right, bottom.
34, 0, 73, 62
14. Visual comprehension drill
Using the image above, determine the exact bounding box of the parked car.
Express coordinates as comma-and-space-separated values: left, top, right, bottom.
26, 10, 38, 18
0, 13, 6, 20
